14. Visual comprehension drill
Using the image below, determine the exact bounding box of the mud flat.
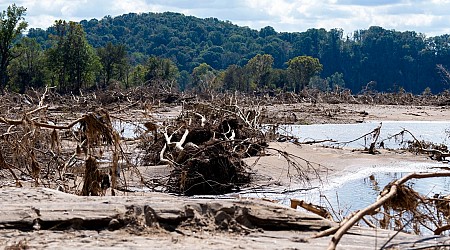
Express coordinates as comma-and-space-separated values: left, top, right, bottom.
266, 102, 450, 124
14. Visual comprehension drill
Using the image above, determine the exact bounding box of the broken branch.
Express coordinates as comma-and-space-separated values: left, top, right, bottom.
326, 171, 450, 250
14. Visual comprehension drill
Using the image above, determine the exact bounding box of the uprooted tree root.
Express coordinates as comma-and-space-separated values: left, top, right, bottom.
168, 141, 252, 195
382, 183, 420, 212
141, 101, 271, 195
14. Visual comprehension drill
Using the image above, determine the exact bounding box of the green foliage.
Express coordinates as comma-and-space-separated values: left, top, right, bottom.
30, 12, 292, 73
270, 68, 289, 91
308, 72, 345, 92
245, 54, 274, 91
222, 64, 246, 91
191, 63, 221, 92
11, 9, 450, 94
144, 56, 179, 91
308, 76, 329, 92
287, 56, 323, 92
177, 70, 192, 91
145, 56, 178, 81
7, 37, 47, 92
128, 64, 147, 87
0, 4, 27, 92
97, 42, 127, 88
326, 72, 345, 92
46, 20, 101, 93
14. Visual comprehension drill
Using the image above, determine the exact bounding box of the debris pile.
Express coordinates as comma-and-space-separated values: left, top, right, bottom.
141, 101, 269, 195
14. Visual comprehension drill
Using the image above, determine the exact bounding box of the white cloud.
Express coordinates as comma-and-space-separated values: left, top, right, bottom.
110, 0, 154, 14
1, 0, 450, 37
245, 0, 296, 17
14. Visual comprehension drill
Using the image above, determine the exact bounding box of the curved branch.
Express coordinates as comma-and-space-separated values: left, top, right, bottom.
434, 225, 450, 235
325, 171, 450, 250
0, 113, 84, 130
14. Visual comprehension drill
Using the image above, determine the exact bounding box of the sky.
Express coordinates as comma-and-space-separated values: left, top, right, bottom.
2, 0, 450, 37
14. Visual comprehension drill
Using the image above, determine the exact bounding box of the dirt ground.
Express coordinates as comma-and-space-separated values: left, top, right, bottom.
266, 102, 450, 124
2, 100, 450, 249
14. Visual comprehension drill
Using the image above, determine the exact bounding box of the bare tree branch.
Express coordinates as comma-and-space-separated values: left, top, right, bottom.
324, 171, 450, 250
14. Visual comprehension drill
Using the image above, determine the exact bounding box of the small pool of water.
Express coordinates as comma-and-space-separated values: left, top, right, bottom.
113, 120, 145, 139
277, 121, 450, 210
241, 162, 448, 211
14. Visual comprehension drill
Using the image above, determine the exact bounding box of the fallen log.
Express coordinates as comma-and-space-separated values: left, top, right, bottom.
0, 187, 333, 232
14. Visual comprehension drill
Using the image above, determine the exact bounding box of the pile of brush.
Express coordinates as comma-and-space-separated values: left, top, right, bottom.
141, 102, 269, 195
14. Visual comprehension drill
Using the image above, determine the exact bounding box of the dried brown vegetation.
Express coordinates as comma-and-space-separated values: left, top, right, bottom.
0, 87, 161, 195
0, 87, 276, 196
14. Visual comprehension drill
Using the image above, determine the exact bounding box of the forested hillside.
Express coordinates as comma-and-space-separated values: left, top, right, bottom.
16, 11, 450, 94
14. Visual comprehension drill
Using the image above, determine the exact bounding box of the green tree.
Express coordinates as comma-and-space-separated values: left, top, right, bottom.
128, 64, 147, 87
287, 56, 323, 92
0, 4, 27, 93
8, 37, 47, 93
222, 64, 246, 91
245, 54, 274, 91
270, 68, 289, 90
191, 63, 220, 92
144, 56, 179, 90
46, 20, 100, 93
326, 72, 345, 92
308, 76, 329, 92
259, 26, 277, 38
97, 42, 127, 88
177, 70, 191, 91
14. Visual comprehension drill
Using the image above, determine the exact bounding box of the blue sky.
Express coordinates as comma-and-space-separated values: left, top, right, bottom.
2, 0, 450, 37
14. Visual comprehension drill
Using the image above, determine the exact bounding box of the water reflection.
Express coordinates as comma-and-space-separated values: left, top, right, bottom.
310, 169, 450, 219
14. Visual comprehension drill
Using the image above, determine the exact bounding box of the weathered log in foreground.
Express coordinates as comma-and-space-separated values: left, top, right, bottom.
0, 187, 331, 232
2, 187, 450, 249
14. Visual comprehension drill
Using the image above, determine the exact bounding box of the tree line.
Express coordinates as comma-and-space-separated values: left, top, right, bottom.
3, 5, 450, 94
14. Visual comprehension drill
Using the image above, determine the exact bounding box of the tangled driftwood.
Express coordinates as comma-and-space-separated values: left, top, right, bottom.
0, 92, 123, 196
140, 101, 269, 195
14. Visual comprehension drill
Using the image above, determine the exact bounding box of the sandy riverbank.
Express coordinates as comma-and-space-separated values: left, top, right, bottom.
265, 102, 450, 124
